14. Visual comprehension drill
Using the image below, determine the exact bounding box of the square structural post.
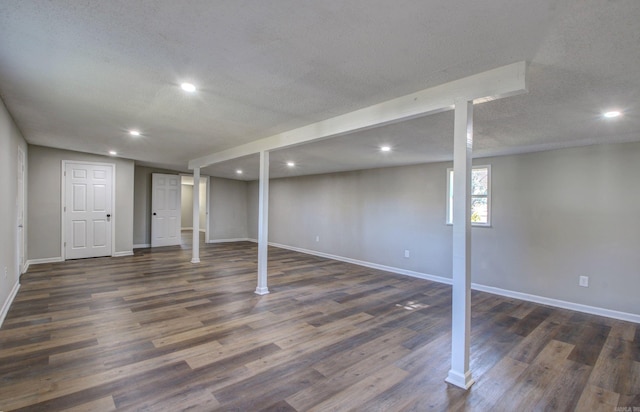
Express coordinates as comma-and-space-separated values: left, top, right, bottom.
191, 167, 200, 264
445, 99, 475, 390
256, 150, 270, 295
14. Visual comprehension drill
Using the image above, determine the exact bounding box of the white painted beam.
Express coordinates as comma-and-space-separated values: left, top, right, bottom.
191, 167, 200, 264
189, 61, 527, 168
445, 100, 475, 390
255, 150, 270, 295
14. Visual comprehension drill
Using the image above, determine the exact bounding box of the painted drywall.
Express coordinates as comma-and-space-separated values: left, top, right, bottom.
28, 146, 134, 260
0, 96, 28, 324
181, 184, 194, 228
199, 180, 206, 232
248, 141, 640, 315
473, 142, 640, 316
209, 177, 248, 241
247, 180, 259, 240
132, 166, 181, 246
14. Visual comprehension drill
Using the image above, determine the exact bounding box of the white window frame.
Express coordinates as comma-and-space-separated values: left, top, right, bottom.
446, 164, 491, 227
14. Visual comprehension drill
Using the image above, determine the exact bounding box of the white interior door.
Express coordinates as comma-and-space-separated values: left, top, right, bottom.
16, 147, 25, 273
152, 173, 181, 247
64, 162, 113, 259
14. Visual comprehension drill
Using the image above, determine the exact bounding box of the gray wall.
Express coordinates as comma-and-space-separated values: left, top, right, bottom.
474, 142, 640, 315
248, 141, 640, 315
181, 184, 193, 228
28, 145, 135, 259
0, 96, 28, 322
247, 180, 259, 240
210, 177, 248, 240
132, 166, 180, 246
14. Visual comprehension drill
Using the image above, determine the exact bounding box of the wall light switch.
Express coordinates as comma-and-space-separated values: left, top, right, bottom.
315, 235, 320, 242
579, 276, 589, 287
404, 250, 410, 258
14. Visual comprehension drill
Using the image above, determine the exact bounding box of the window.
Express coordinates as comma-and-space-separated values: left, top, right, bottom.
446, 165, 491, 226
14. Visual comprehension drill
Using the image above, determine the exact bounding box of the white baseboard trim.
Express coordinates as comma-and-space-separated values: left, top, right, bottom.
133, 243, 151, 249
26, 257, 64, 266
113, 251, 134, 257
471, 283, 640, 324
22, 261, 29, 274
268, 242, 640, 324
181, 228, 206, 233
268, 242, 452, 285
207, 238, 253, 244
0, 281, 20, 327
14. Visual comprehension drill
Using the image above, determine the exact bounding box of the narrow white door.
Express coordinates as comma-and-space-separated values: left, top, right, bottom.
151, 173, 181, 247
64, 163, 113, 259
16, 147, 25, 273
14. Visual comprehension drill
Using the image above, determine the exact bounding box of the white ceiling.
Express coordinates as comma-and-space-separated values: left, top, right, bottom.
1, 0, 638, 180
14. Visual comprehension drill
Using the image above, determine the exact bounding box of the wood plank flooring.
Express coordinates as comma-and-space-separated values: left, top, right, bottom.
1, 235, 638, 411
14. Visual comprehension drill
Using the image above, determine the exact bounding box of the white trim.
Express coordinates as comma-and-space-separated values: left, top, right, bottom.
446, 164, 492, 227
190, 62, 527, 168
61, 160, 116, 260
27, 257, 64, 266
471, 283, 640, 324
268, 242, 640, 324
22, 261, 29, 274
256, 151, 270, 295
0, 281, 20, 327
180, 227, 206, 232
113, 251, 134, 257
192, 161, 201, 267
133, 243, 151, 249
17, 146, 26, 278
207, 238, 253, 244
268, 242, 452, 285
446, 370, 475, 390
205, 175, 210, 242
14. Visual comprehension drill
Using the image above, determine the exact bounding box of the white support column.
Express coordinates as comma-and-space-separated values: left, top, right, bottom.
191, 167, 201, 264
446, 99, 475, 390
255, 150, 270, 295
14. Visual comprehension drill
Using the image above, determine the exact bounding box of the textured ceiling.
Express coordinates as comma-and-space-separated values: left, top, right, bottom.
1, 0, 639, 180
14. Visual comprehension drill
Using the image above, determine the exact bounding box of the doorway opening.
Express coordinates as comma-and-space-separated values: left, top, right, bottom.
179, 174, 209, 248
150, 173, 209, 249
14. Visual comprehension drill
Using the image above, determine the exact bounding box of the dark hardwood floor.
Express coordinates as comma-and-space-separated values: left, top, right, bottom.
1, 233, 638, 411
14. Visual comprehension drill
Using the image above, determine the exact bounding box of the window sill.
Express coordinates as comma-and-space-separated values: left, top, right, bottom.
446, 223, 492, 228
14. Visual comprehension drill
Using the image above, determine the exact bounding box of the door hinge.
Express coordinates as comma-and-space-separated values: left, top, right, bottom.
64, 242, 66, 247
64, 206, 66, 212
64, 171, 66, 176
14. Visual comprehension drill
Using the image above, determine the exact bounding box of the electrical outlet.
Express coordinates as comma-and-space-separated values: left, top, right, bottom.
404, 250, 410, 258
315, 235, 320, 242
579, 276, 589, 287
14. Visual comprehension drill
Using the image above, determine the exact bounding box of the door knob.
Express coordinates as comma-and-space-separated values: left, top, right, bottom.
153, 212, 157, 215
107, 214, 111, 218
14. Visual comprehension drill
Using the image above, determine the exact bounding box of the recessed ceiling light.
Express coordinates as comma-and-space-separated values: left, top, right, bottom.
236, 169, 243, 175
380, 145, 391, 152
603, 110, 622, 118
287, 161, 295, 167
181, 82, 196, 93
129, 130, 140, 136
109, 150, 117, 156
